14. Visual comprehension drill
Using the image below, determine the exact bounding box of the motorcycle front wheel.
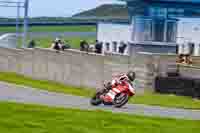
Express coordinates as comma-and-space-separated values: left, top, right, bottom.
113, 93, 129, 108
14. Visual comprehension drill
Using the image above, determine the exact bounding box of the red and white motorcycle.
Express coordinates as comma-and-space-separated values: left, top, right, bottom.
90, 75, 135, 108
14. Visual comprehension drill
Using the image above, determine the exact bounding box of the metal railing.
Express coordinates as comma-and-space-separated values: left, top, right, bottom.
0, 0, 29, 48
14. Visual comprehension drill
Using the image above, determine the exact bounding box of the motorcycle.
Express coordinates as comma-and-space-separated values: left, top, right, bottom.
90, 81, 134, 108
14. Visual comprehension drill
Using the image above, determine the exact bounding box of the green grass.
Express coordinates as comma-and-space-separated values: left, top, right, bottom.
0, 25, 96, 32
0, 72, 200, 109
0, 101, 200, 133
132, 92, 200, 109
0, 25, 96, 49
0, 72, 94, 97
17, 37, 96, 49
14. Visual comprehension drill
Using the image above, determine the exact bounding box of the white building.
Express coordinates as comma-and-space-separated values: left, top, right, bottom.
97, 19, 200, 56
97, 0, 200, 56
97, 22, 132, 55
97, 21, 177, 55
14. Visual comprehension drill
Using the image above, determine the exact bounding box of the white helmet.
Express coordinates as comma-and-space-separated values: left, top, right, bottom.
55, 38, 61, 42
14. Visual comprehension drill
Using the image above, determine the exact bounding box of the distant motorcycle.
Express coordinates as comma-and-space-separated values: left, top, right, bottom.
90, 81, 134, 108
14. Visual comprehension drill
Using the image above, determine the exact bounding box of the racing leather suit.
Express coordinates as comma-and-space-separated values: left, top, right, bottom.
102, 73, 135, 103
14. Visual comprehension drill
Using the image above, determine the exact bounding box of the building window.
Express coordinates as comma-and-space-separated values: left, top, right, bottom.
149, 7, 167, 18
134, 18, 153, 42
167, 21, 177, 42
153, 19, 165, 42
168, 8, 184, 17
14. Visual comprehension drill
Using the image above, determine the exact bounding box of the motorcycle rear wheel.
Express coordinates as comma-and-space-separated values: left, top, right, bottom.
90, 90, 106, 106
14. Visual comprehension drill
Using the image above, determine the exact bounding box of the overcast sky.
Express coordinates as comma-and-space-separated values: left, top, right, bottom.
0, 0, 125, 17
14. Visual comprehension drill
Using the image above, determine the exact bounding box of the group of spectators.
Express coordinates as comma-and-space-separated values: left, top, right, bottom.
177, 54, 193, 65
80, 40, 103, 54
49, 37, 103, 54
80, 40, 128, 54
28, 38, 127, 55
27, 37, 71, 51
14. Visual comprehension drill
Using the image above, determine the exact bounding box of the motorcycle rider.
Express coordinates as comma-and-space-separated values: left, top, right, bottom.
100, 71, 136, 104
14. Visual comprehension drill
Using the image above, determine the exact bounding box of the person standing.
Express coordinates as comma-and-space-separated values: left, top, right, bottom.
80, 40, 89, 52
51, 38, 62, 51
95, 40, 103, 54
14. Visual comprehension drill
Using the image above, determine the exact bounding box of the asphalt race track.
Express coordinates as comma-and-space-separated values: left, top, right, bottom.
0, 81, 200, 120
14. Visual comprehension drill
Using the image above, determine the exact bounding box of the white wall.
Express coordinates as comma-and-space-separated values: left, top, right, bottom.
177, 19, 200, 44
97, 22, 132, 42
177, 18, 200, 56
194, 44, 200, 56
97, 22, 132, 55
178, 43, 190, 55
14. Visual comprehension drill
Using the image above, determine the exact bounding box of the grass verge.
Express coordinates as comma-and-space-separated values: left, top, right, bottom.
0, 72, 200, 109
0, 72, 94, 97
0, 101, 200, 133
0, 25, 96, 32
